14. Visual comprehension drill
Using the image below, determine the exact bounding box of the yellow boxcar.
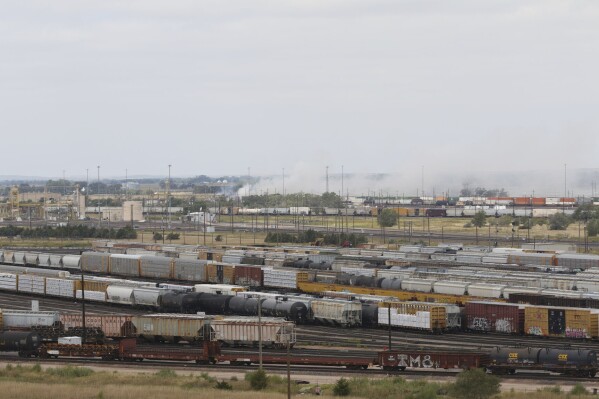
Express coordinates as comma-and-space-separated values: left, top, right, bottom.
524, 306, 549, 337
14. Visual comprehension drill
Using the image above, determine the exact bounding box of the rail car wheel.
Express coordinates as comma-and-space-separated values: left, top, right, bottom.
589, 371, 597, 378
508, 369, 516, 375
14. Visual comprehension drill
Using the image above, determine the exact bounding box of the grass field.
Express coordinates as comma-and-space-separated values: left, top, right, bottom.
0, 364, 595, 399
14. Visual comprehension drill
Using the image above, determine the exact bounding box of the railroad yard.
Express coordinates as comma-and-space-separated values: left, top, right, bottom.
1, 240, 599, 395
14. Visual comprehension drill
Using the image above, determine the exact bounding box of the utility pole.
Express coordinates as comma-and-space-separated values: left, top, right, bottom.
282, 168, 285, 197
97, 165, 101, 227
563, 163, 567, 214
167, 164, 172, 229
326, 166, 329, 193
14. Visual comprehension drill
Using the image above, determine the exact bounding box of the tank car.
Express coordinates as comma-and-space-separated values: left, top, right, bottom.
0, 331, 42, 357
261, 298, 308, 324
228, 296, 261, 316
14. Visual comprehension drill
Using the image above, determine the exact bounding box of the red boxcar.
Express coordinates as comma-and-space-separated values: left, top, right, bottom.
233, 265, 264, 287
465, 301, 525, 334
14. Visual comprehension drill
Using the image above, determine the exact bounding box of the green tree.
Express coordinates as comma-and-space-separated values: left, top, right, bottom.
378, 208, 398, 228
471, 211, 486, 244
153, 232, 163, 242
377, 208, 398, 244
449, 369, 500, 399
471, 211, 487, 228
588, 219, 599, 237
333, 378, 351, 396
548, 213, 571, 230
572, 204, 599, 221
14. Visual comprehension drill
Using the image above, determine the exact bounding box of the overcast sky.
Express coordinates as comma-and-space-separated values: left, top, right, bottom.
1, 1, 598, 196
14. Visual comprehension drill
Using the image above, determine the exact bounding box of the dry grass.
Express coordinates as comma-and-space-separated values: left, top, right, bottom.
0, 365, 597, 398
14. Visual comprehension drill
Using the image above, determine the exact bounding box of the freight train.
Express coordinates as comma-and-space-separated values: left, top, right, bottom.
0, 330, 595, 378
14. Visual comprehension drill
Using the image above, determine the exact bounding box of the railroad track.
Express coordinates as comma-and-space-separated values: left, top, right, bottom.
1, 352, 597, 383
5, 290, 599, 354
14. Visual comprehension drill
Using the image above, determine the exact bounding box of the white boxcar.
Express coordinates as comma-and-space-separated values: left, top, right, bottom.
45, 277, 75, 298
17, 274, 46, 294
211, 317, 296, 348
76, 290, 107, 302
378, 308, 432, 330
263, 268, 299, 289
1, 310, 60, 328
467, 283, 506, 298
309, 299, 362, 327
0, 273, 18, 291
106, 285, 135, 305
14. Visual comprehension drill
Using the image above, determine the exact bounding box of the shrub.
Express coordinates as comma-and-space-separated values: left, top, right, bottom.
245, 369, 268, 390
31, 363, 42, 373
46, 366, 94, 378
215, 380, 232, 390
154, 369, 177, 378
570, 383, 588, 395
449, 369, 499, 399
548, 213, 571, 230
333, 378, 351, 396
